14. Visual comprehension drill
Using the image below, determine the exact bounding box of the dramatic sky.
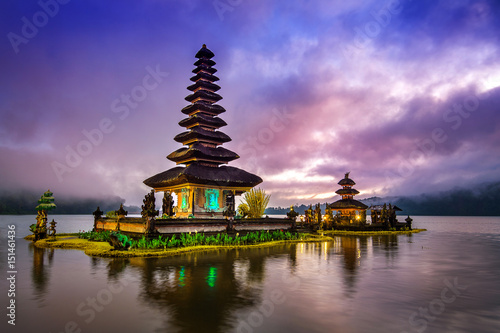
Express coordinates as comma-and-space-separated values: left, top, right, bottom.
1, 0, 499, 207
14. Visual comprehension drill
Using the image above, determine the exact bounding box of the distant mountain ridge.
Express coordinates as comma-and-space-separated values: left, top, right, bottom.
265, 181, 500, 216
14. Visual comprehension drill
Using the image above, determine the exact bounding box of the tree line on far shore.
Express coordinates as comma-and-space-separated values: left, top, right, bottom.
0, 190, 139, 215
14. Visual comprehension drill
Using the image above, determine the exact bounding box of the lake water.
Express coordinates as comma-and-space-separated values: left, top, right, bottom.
1, 215, 500, 333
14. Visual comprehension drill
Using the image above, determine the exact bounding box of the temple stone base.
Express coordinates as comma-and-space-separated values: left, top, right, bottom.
94, 217, 293, 236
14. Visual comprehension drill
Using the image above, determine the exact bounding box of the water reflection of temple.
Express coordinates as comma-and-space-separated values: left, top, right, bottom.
30, 243, 54, 297
85, 235, 404, 331
298, 235, 401, 295
105, 246, 295, 332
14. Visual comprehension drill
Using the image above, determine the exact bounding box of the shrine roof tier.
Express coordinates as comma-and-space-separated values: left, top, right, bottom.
185, 90, 222, 103
173, 127, 231, 145
329, 199, 368, 210
195, 45, 215, 59
335, 188, 360, 196
190, 72, 220, 82
192, 65, 217, 75
194, 58, 216, 67
167, 143, 239, 165
338, 177, 356, 186
143, 164, 262, 190
369, 205, 403, 211
187, 80, 221, 92
178, 114, 227, 129
181, 102, 226, 116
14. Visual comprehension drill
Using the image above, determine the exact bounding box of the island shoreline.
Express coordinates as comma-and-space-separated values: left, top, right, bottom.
24, 229, 426, 258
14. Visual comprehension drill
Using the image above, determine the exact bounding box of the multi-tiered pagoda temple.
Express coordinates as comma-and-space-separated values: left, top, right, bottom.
329, 172, 368, 224
144, 45, 262, 218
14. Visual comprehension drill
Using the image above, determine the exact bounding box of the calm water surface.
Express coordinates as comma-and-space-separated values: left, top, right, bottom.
1, 215, 499, 333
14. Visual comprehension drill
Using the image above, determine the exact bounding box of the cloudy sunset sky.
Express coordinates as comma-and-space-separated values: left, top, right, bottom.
1, 0, 499, 207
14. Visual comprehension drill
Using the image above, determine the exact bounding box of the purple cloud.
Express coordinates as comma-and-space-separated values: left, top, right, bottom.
1, 0, 499, 207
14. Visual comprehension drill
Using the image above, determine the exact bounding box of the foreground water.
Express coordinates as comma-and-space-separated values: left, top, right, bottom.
1, 216, 499, 333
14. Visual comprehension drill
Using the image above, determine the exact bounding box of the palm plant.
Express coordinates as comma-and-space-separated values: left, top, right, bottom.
238, 188, 270, 219
237, 202, 249, 218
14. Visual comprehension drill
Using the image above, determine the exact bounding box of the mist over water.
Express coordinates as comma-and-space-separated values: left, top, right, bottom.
1, 216, 499, 333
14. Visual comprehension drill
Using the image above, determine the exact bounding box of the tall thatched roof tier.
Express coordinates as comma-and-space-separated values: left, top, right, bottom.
143, 164, 262, 190
173, 127, 232, 145
181, 102, 226, 116
187, 80, 221, 92
167, 144, 239, 164
178, 114, 227, 129
144, 44, 261, 192
195, 44, 215, 58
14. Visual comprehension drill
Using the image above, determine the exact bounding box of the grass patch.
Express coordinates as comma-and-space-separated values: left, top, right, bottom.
24, 232, 79, 241
29, 233, 333, 258
78, 230, 112, 242
128, 230, 305, 250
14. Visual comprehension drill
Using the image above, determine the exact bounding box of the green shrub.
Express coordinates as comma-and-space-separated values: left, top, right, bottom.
90, 230, 303, 250
78, 230, 112, 242
106, 211, 117, 218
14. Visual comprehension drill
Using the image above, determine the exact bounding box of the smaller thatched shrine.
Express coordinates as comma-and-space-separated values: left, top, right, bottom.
328, 172, 368, 224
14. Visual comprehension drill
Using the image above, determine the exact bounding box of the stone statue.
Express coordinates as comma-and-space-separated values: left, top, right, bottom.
287, 206, 299, 230
304, 205, 313, 225
162, 192, 175, 217
47, 219, 57, 237
223, 191, 235, 218
31, 190, 56, 241
381, 203, 388, 227
108, 231, 131, 251
92, 206, 103, 231
314, 203, 322, 229
405, 215, 413, 230
115, 203, 128, 217
287, 206, 299, 220
226, 216, 235, 232
93, 206, 103, 219
324, 206, 334, 230
389, 204, 397, 228
371, 209, 377, 224
34, 210, 48, 241
141, 190, 159, 218
141, 190, 159, 235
